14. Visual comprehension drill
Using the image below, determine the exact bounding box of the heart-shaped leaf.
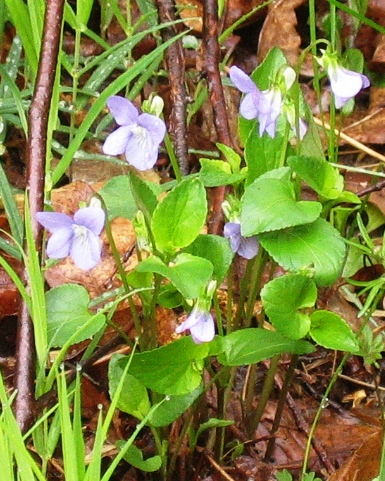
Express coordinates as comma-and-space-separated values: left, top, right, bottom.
261, 274, 317, 339
241, 176, 321, 236
136, 253, 213, 299
310, 310, 360, 353
152, 178, 207, 252
259, 218, 346, 286
288, 155, 344, 199
217, 329, 314, 366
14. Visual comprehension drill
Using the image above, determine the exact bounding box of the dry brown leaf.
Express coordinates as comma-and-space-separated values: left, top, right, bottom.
328, 429, 381, 481
177, 0, 266, 33
257, 0, 307, 67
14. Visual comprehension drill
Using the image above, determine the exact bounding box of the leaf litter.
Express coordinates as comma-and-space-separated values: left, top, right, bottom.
1, 1, 385, 480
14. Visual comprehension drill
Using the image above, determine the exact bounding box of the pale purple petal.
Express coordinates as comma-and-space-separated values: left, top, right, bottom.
74, 207, 105, 236
103, 125, 132, 156
257, 89, 282, 137
237, 236, 259, 260
239, 93, 259, 120
328, 66, 370, 109
124, 128, 158, 171
138, 113, 166, 146
107, 96, 138, 125
176, 307, 215, 344
46, 227, 73, 259
224, 222, 241, 253
36, 212, 73, 233
175, 308, 201, 334
298, 119, 308, 140
190, 313, 215, 344
264, 120, 277, 138
229, 66, 258, 94
70, 228, 102, 270
224, 222, 258, 259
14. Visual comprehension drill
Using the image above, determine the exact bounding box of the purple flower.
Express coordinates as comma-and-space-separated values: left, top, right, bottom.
257, 88, 282, 138
175, 306, 215, 344
229, 65, 298, 138
224, 222, 259, 260
36, 206, 105, 270
229, 66, 261, 120
103, 96, 166, 171
326, 64, 370, 109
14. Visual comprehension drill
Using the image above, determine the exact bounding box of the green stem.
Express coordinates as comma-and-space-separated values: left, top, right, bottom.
264, 354, 298, 460
244, 249, 267, 327
234, 256, 257, 328
301, 352, 350, 477
103, 212, 142, 345
163, 130, 183, 182
246, 355, 280, 436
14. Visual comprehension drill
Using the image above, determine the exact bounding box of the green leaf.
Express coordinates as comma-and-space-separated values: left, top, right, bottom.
118, 444, 161, 472
46, 284, 105, 347
184, 234, 233, 284
259, 218, 346, 286
199, 159, 246, 186
261, 275, 317, 339
241, 176, 322, 236
122, 336, 210, 395
253, 46, 287, 89
309, 310, 360, 353
152, 178, 207, 252
157, 284, 184, 308
100, 175, 137, 220
287, 155, 344, 199
217, 329, 314, 366
243, 128, 288, 183
298, 117, 325, 160
216, 143, 242, 172
108, 355, 150, 420
129, 173, 158, 224
149, 386, 203, 427
136, 253, 213, 299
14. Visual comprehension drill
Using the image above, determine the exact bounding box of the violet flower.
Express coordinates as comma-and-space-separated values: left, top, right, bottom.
229, 65, 299, 138
103, 96, 166, 171
224, 222, 259, 260
229, 66, 261, 120
175, 306, 215, 344
36, 206, 105, 270
318, 50, 370, 109
327, 64, 370, 109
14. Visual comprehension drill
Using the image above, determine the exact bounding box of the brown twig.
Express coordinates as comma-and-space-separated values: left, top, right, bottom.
202, 0, 232, 234
14, 0, 65, 432
156, 0, 189, 175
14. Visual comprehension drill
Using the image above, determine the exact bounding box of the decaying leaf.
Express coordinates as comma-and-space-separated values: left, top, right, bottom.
257, 0, 307, 67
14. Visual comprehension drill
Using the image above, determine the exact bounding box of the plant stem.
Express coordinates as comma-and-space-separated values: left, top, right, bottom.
245, 355, 280, 437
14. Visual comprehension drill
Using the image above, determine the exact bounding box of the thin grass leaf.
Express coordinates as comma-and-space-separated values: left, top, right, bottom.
58, 370, 80, 481
100, 398, 168, 481
23, 198, 47, 377
73, 370, 86, 479
0, 162, 23, 244
0, 34, 23, 99
84, 408, 104, 481
0, 64, 28, 136
26, 0, 44, 56
0, 373, 46, 481
3, 0, 39, 76
0, 235, 21, 259
0, 244, 29, 306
